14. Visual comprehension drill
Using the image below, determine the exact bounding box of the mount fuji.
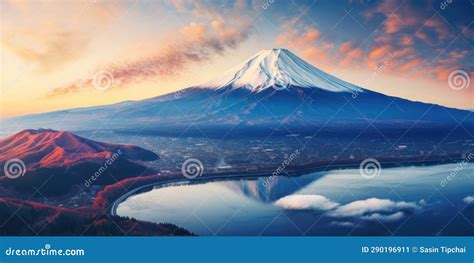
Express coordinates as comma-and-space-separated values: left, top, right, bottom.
3, 49, 473, 137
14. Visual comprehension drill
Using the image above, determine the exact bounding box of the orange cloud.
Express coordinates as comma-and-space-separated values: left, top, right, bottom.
374, 33, 392, 45
338, 41, 353, 55
384, 14, 418, 33
414, 19, 450, 46
47, 21, 250, 97
399, 58, 421, 73
400, 35, 413, 46
430, 66, 456, 81
300, 29, 320, 44
1, 1, 120, 72
302, 46, 329, 63
278, 27, 321, 50
369, 1, 452, 46
278, 4, 469, 92
180, 22, 209, 41
1, 30, 91, 72
391, 47, 414, 59
276, 24, 337, 68
414, 31, 430, 44
171, 0, 253, 27
369, 45, 390, 60
338, 41, 363, 67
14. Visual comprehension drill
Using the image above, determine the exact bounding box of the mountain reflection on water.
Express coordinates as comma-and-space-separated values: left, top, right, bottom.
117, 163, 474, 236
222, 173, 319, 203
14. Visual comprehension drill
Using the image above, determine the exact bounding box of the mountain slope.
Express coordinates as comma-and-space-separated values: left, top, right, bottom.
2, 49, 473, 136
0, 129, 159, 195
0, 129, 157, 167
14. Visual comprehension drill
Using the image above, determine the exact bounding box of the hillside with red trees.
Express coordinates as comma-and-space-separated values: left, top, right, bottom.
0, 129, 159, 195
0, 129, 193, 235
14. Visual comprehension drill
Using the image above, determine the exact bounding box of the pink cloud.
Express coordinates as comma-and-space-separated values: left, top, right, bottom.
277, 24, 336, 68
338, 41, 363, 67
47, 21, 250, 97
338, 41, 353, 55
384, 14, 418, 34
368, 45, 390, 60
399, 58, 422, 73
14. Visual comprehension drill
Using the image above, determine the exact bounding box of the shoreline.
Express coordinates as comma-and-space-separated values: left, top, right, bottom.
108, 156, 469, 217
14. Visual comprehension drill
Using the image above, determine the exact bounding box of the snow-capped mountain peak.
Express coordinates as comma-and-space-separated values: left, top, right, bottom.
200, 48, 362, 93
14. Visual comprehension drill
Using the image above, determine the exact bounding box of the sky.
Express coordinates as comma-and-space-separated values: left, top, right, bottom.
1, 0, 473, 117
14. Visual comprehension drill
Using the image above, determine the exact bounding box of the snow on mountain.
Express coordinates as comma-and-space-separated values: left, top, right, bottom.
200, 48, 362, 93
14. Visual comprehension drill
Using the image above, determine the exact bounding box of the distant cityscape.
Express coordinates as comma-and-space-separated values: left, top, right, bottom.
83, 131, 473, 173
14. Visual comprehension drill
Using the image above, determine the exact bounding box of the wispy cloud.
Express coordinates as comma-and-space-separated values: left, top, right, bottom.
276, 0, 473, 84
276, 23, 334, 69
47, 20, 250, 97
45, 0, 255, 98
1, 1, 120, 72
2, 31, 91, 72
364, 1, 471, 81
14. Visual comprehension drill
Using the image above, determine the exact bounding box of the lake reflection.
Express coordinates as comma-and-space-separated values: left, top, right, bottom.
117, 163, 474, 236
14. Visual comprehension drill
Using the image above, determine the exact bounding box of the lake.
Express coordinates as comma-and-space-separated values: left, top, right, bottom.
116, 163, 474, 235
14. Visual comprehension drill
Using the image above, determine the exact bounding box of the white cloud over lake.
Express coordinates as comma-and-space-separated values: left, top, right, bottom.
463, 195, 474, 204
275, 195, 424, 223
275, 194, 339, 211
361, 211, 406, 222
328, 198, 420, 218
